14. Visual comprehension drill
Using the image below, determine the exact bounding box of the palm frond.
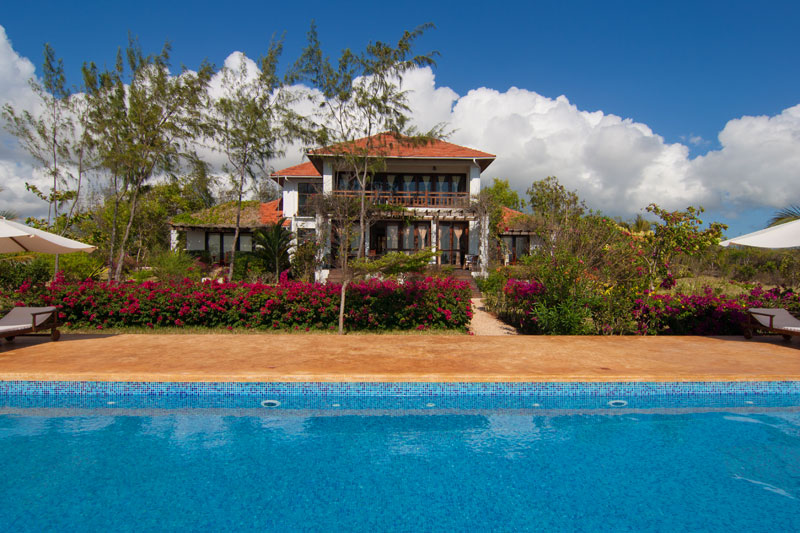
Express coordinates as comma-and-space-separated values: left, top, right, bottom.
768, 205, 800, 227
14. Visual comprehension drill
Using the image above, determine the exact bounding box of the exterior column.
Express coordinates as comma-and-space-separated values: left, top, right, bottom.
431, 217, 439, 265
480, 213, 489, 276
170, 228, 179, 251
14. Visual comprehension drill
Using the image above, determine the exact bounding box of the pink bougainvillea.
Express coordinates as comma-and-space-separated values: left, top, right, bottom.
15, 276, 472, 332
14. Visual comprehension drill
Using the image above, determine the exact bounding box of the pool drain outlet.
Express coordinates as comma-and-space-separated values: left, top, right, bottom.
607, 400, 628, 408
261, 399, 281, 408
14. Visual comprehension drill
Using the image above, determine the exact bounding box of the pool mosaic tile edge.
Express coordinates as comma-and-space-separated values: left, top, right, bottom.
2, 380, 800, 396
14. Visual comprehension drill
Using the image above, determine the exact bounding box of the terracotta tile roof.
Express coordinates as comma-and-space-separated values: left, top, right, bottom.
271, 161, 320, 177
260, 199, 290, 226
307, 132, 495, 170
499, 207, 529, 233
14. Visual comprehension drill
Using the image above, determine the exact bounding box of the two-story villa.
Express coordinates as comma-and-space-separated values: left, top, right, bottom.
272, 133, 495, 280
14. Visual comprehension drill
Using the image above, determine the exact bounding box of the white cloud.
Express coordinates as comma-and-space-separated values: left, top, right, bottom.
0, 26, 36, 111
0, 26, 50, 219
400, 67, 800, 217
690, 105, 800, 210
404, 69, 707, 216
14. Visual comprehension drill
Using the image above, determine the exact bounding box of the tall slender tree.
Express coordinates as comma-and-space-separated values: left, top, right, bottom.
82, 37, 213, 280
3, 44, 71, 228
209, 40, 302, 280
3, 44, 97, 273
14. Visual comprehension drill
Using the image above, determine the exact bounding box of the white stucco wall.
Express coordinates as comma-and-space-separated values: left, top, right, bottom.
322, 161, 334, 193
283, 180, 298, 218
469, 162, 481, 196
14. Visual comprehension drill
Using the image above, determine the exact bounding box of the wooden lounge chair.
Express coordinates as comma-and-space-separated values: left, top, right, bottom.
0, 306, 60, 343
744, 308, 800, 341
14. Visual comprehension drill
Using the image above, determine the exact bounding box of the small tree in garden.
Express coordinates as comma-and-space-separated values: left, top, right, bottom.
312, 192, 362, 333
640, 204, 727, 290
526, 176, 585, 253
481, 178, 527, 259
209, 41, 303, 281
293, 22, 443, 258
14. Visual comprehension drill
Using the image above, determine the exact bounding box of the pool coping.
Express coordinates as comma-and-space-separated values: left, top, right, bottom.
3, 380, 800, 397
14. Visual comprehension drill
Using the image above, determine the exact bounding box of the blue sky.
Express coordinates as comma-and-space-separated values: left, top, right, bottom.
2, 0, 800, 237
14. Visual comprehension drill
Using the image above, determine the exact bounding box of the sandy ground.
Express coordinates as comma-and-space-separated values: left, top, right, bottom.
0, 331, 799, 382
469, 298, 518, 335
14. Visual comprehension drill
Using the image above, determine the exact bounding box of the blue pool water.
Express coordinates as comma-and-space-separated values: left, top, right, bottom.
2, 395, 800, 531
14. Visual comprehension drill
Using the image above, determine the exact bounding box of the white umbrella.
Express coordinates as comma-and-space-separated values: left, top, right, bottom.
719, 218, 800, 248
0, 217, 96, 254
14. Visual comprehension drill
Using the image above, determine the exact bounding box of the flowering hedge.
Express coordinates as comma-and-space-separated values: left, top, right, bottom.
497, 278, 800, 336
7, 275, 472, 332
633, 285, 800, 335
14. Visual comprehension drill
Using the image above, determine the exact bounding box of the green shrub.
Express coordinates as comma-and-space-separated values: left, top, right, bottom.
0, 256, 51, 290
149, 250, 204, 282
232, 252, 267, 282
44, 253, 106, 282
290, 240, 319, 282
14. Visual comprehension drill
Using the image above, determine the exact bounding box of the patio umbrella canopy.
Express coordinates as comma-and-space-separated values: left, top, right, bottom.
0, 218, 96, 254
719, 219, 800, 249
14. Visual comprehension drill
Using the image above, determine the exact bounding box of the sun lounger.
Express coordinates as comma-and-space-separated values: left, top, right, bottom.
0, 306, 60, 343
744, 308, 800, 341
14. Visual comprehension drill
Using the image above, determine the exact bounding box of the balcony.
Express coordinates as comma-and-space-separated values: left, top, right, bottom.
331, 190, 470, 208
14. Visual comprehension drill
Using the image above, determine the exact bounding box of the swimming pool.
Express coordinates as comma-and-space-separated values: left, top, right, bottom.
2, 384, 800, 531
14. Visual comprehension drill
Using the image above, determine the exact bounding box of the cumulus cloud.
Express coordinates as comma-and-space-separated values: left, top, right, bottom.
401, 68, 800, 217
0, 26, 36, 111
691, 105, 800, 210
0, 26, 51, 218
404, 68, 709, 216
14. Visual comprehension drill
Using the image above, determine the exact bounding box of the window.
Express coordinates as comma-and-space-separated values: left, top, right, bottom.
298, 182, 321, 216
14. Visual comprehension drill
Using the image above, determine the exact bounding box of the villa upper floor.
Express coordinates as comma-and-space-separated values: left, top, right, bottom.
272, 133, 496, 218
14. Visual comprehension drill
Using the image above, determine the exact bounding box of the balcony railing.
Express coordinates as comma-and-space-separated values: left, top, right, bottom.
332, 190, 470, 208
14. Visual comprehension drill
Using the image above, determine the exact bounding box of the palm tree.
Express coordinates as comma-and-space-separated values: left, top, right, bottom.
253, 218, 293, 279
769, 205, 800, 227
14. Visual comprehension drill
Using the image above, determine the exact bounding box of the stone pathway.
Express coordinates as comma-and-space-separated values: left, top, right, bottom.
469, 298, 518, 335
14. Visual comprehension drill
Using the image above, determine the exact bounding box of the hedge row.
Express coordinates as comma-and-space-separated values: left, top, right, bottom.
501, 279, 799, 335
9, 275, 473, 332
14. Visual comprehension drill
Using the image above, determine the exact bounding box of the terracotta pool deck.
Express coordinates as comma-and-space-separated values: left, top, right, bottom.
0, 333, 799, 382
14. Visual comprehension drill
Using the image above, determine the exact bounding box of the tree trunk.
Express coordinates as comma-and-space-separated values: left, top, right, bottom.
358, 191, 366, 258
114, 184, 140, 281
64, 145, 85, 234
107, 174, 121, 279
49, 100, 58, 227
338, 277, 349, 334
227, 167, 246, 281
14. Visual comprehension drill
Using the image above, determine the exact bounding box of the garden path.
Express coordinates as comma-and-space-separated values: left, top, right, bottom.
469, 298, 518, 335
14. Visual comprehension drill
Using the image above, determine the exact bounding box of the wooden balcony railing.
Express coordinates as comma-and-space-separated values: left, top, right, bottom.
332, 190, 470, 208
